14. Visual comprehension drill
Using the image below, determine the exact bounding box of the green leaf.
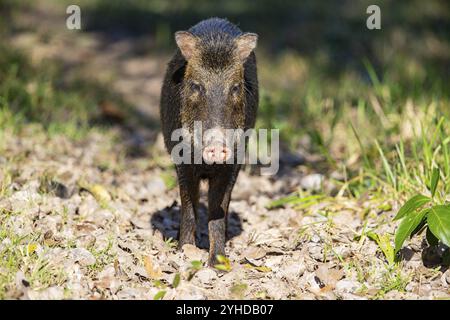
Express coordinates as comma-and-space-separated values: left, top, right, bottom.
216, 255, 228, 264
214, 264, 231, 272
153, 290, 166, 300
378, 234, 395, 265
430, 167, 440, 198
172, 273, 181, 288
395, 209, 429, 253
214, 255, 232, 272
190, 260, 202, 270
367, 232, 395, 265
410, 215, 427, 238
427, 205, 450, 247
426, 227, 439, 246
393, 194, 431, 221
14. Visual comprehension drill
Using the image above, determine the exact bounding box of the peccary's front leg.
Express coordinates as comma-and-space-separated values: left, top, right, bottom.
207, 168, 239, 266
177, 166, 199, 248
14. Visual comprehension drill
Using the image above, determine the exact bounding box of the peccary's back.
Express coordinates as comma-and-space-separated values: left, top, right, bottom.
160, 18, 258, 153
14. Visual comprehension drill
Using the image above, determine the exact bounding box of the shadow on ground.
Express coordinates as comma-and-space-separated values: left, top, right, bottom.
151, 202, 243, 249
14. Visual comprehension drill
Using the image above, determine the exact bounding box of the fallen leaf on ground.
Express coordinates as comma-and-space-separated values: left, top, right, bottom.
143, 255, 162, 279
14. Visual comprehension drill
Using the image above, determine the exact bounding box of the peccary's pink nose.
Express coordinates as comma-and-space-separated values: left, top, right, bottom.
202, 143, 231, 164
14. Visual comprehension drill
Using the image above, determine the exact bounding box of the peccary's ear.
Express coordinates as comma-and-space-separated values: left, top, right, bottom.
175, 31, 199, 60
235, 33, 258, 62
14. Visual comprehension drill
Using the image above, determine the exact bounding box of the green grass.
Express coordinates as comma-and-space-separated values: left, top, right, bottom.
0, 209, 67, 299
262, 52, 450, 201
86, 236, 115, 276
0, 45, 91, 137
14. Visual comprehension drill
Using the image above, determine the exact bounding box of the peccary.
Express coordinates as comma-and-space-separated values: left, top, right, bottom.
160, 18, 258, 265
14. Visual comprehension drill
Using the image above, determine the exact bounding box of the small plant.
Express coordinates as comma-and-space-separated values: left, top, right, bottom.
214, 255, 232, 272
163, 237, 178, 249
367, 232, 395, 266
230, 282, 248, 299
394, 167, 450, 254
160, 171, 177, 190
187, 260, 203, 281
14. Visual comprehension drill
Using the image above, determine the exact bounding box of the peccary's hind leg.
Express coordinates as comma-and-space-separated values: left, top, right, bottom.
177, 166, 199, 248
207, 168, 239, 266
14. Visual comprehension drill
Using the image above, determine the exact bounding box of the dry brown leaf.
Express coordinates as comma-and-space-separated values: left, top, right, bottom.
143, 255, 162, 279
242, 246, 266, 260
315, 265, 344, 289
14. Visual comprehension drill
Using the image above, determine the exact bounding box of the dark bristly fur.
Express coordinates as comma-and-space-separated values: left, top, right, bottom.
160, 18, 258, 265
191, 18, 241, 70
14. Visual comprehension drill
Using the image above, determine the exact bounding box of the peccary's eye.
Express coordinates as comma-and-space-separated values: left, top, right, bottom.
231, 83, 241, 95
190, 82, 202, 93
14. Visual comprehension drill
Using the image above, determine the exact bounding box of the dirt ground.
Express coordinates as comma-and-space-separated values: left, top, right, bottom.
1, 5, 449, 300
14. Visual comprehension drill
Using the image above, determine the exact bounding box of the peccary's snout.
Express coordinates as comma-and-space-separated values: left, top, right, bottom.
202, 142, 231, 164
202, 128, 232, 164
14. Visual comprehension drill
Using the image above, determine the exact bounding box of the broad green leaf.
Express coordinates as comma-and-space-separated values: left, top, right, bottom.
430, 167, 440, 198
393, 194, 431, 221
427, 205, 450, 247
395, 209, 429, 253
410, 215, 427, 238
426, 227, 439, 246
